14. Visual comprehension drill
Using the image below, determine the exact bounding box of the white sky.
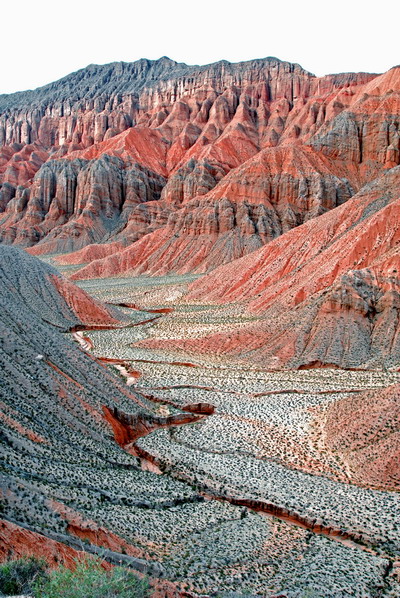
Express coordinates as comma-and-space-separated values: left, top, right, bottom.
1, 0, 399, 94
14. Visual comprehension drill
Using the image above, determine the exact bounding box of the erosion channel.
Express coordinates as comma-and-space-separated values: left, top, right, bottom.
68, 273, 400, 597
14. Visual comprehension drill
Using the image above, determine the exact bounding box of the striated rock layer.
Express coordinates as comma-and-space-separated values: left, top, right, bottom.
138, 166, 400, 369
0, 245, 125, 328
63, 63, 400, 278
70, 145, 356, 278
1, 56, 399, 274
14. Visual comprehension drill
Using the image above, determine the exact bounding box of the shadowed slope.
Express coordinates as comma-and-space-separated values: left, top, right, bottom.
0, 247, 198, 577
0, 245, 124, 328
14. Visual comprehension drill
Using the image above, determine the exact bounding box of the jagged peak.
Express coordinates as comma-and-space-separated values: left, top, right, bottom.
0, 55, 316, 111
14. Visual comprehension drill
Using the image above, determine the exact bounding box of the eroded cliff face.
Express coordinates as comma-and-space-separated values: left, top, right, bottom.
1, 153, 166, 250
1, 58, 400, 371
70, 145, 356, 278
2, 56, 398, 273
0, 57, 358, 148
137, 166, 400, 370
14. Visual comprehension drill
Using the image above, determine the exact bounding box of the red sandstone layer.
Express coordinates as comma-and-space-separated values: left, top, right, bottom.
136, 166, 400, 369
2, 59, 398, 274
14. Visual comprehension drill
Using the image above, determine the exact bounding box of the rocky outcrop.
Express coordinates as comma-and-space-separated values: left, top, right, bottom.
50, 275, 123, 327
103, 405, 206, 447
291, 269, 400, 369
310, 67, 400, 173
0, 518, 164, 578
1, 154, 166, 251
187, 166, 400, 308
50, 501, 145, 558
160, 159, 226, 205
70, 145, 356, 278
138, 166, 400, 369
0, 143, 48, 187
0, 57, 367, 147
0, 56, 391, 263
0, 245, 125, 328
65, 64, 400, 277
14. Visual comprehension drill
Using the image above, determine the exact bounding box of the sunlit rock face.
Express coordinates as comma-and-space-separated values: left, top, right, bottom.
1, 57, 400, 371
135, 166, 400, 370
2, 56, 399, 274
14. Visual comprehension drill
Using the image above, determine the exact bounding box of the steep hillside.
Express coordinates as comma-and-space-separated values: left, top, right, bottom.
3, 56, 398, 274
0, 245, 124, 328
0, 247, 207, 581
137, 165, 400, 369
1, 247, 400, 596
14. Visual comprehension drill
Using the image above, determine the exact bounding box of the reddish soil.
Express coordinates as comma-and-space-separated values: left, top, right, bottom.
50, 501, 144, 558
0, 520, 209, 596
323, 385, 400, 490
51, 274, 122, 327
0, 401, 47, 444
135, 166, 400, 370
102, 405, 206, 448
0, 519, 89, 569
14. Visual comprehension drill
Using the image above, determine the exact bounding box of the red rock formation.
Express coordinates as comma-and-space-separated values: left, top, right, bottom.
103, 405, 204, 448
2, 57, 392, 369
65, 127, 168, 176
70, 145, 356, 278
54, 241, 126, 265
0, 519, 87, 568
0, 520, 205, 597
137, 166, 400, 369
65, 65, 400, 278
50, 501, 144, 558
50, 274, 122, 327
310, 66, 400, 173
187, 166, 400, 310
2, 154, 166, 250
2, 57, 395, 268
0, 143, 48, 187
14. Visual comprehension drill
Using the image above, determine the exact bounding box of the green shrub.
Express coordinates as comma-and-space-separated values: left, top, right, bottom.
0, 555, 48, 595
34, 557, 150, 598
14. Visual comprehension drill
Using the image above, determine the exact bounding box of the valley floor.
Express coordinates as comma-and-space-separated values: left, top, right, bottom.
67, 273, 400, 597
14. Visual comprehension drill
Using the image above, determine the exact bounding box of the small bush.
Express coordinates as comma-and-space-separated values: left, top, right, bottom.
34, 557, 150, 598
0, 555, 48, 595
